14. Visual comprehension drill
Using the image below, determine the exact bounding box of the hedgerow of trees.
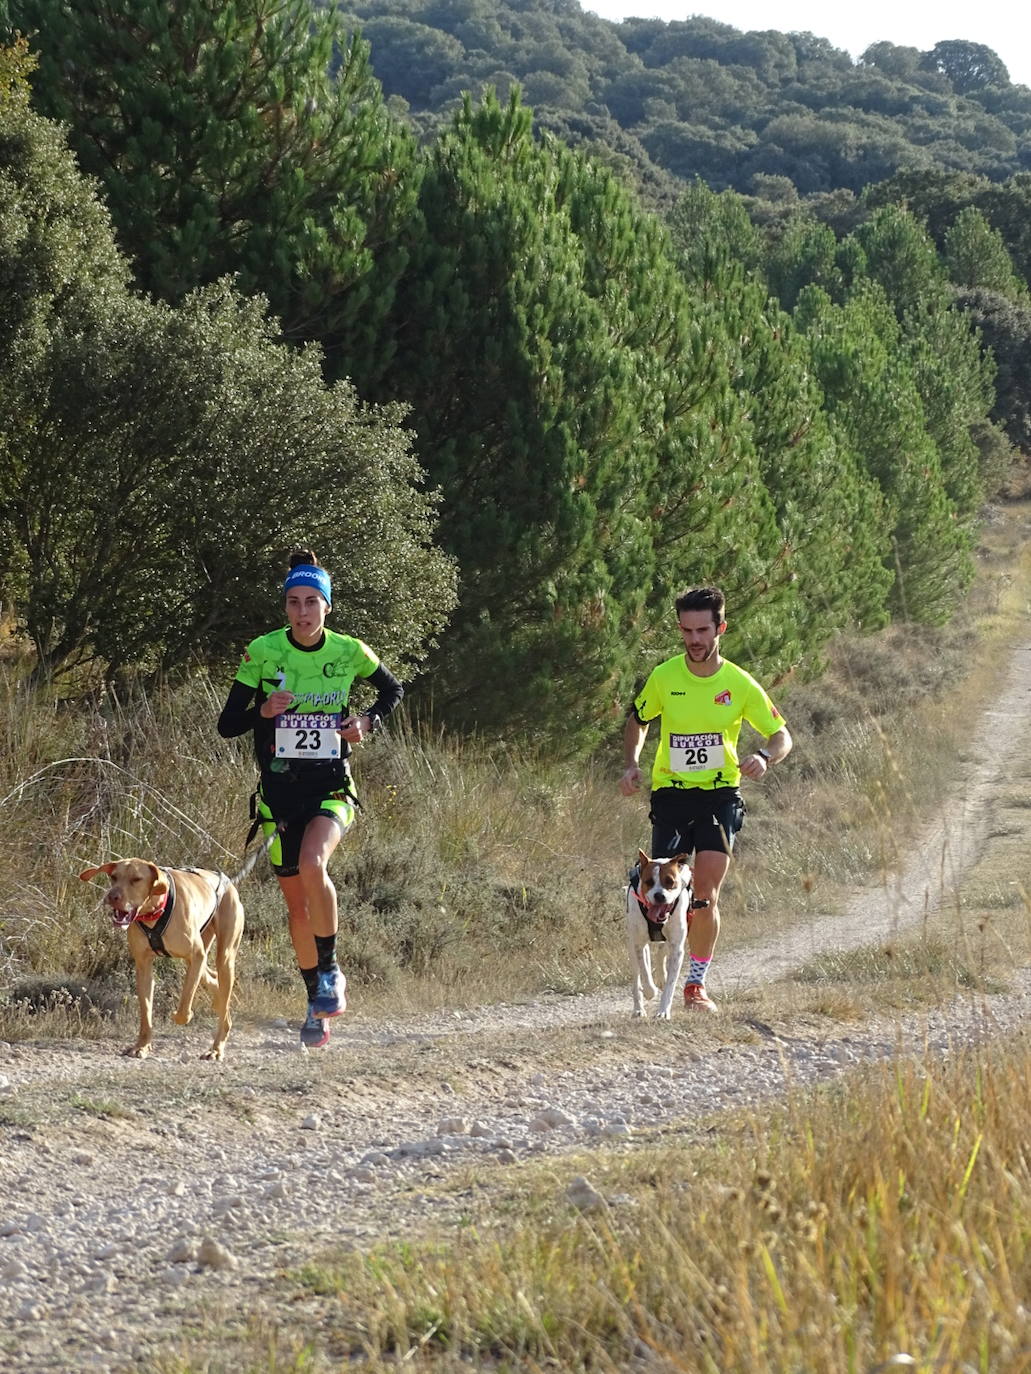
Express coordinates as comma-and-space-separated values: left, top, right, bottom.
2, 0, 1024, 753
0, 48, 456, 685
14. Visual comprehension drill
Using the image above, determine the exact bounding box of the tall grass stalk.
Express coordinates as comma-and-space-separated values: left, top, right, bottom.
296, 1033, 1031, 1372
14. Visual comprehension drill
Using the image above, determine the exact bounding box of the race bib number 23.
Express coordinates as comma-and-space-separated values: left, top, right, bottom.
669, 732, 725, 772
275, 712, 340, 760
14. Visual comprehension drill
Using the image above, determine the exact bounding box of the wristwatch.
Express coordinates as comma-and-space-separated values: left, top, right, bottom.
757, 748, 772, 764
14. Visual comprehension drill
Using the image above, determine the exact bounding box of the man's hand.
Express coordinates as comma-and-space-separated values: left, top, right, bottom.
739, 753, 769, 781
619, 765, 644, 796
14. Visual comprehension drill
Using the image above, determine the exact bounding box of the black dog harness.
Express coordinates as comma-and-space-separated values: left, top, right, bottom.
630, 867, 710, 943
138, 870, 225, 957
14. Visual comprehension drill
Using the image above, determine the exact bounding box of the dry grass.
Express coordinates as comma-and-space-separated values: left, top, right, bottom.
2, 500, 1031, 1043
10, 495, 1031, 1371
279, 1030, 1031, 1373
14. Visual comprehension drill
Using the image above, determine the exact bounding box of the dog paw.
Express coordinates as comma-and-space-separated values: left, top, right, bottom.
655, 1009, 672, 1021
172, 1009, 194, 1026
122, 1044, 151, 1058
632, 1007, 646, 1018
200, 1046, 224, 1061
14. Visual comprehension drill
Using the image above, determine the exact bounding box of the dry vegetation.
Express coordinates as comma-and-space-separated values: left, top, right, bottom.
280, 1039, 1031, 1373
5, 504, 1031, 1373
3, 504, 1031, 1033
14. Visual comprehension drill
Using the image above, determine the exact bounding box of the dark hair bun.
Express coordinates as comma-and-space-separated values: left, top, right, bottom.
288, 548, 319, 569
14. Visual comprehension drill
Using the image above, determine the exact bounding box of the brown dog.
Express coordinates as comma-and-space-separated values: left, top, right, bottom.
79, 859, 244, 1060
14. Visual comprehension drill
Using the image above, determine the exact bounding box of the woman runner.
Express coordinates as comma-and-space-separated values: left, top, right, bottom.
217, 549, 403, 1046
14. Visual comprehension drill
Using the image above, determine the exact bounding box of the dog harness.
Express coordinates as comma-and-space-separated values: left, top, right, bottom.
134, 870, 227, 957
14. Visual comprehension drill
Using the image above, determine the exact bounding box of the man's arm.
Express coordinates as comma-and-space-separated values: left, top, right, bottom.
739, 725, 792, 780
620, 712, 649, 796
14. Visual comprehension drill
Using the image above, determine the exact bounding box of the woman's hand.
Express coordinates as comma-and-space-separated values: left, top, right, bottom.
339, 714, 372, 744
260, 690, 295, 719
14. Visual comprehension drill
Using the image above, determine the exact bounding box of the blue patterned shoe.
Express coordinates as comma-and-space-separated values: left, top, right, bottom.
311, 967, 347, 1018
300, 1005, 329, 1048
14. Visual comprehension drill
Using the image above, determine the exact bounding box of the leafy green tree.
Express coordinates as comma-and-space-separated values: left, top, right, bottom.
860, 42, 922, 79
920, 40, 1009, 95
13, 0, 417, 380
0, 30, 32, 105
0, 94, 455, 683
362, 16, 467, 106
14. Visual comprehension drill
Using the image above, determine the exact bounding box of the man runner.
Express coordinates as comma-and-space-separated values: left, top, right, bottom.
620, 587, 791, 1012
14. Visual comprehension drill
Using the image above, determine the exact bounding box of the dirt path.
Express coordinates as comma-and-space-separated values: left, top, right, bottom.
2, 643, 1031, 1371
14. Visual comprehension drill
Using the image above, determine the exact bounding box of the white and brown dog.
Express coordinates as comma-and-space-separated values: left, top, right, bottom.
626, 849, 692, 1019
80, 859, 244, 1060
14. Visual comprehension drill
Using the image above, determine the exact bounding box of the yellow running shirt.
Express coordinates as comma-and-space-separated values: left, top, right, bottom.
633, 656, 785, 790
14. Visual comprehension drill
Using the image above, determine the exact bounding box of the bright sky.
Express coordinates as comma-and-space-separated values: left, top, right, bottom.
584, 1, 1031, 89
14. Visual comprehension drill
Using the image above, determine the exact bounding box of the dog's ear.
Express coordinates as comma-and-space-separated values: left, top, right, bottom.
79, 862, 117, 882
674, 853, 691, 866
638, 848, 651, 866
146, 863, 169, 899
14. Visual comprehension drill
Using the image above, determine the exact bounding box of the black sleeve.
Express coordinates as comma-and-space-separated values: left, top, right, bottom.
363, 663, 404, 726
217, 680, 259, 739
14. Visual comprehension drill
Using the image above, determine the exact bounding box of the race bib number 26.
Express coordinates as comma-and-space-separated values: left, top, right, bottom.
275, 712, 340, 760
669, 732, 725, 772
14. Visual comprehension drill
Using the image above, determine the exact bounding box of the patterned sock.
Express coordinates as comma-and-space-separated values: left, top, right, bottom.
314, 933, 338, 974
686, 954, 711, 985
300, 965, 319, 1001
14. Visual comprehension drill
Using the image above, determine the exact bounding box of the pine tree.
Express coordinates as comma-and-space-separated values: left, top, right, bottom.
669, 184, 892, 658
944, 206, 1029, 301
367, 91, 774, 748
797, 284, 974, 623
12, 0, 416, 375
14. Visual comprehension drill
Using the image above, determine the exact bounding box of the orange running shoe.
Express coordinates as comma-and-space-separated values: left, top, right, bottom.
683, 983, 718, 1013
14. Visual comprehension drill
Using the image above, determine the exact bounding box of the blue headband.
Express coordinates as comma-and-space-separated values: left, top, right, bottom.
284, 564, 332, 607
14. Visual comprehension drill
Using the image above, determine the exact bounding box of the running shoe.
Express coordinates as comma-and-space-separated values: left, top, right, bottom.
300, 1005, 329, 1048
311, 967, 347, 1018
683, 983, 718, 1013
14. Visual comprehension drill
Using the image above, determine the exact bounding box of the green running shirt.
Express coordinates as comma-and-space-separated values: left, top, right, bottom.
234, 627, 379, 714
633, 655, 784, 790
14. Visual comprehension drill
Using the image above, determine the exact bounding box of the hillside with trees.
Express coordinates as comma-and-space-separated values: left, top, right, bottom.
1, 1, 1026, 753
328, 1, 1031, 205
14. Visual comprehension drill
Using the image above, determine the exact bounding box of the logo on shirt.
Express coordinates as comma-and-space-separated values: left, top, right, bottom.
714, 690, 732, 706
242, 650, 252, 663
772, 706, 781, 719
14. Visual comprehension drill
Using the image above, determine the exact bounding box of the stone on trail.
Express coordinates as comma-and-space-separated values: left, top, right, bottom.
566, 1176, 605, 1211
436, 1118, 469, 1136
197, 1237, 237, 1271
529, 1106, 575, 1131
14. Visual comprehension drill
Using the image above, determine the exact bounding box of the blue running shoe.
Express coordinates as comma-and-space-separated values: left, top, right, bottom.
300, 1005, 329, 1048
311, 967, 347, 1018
